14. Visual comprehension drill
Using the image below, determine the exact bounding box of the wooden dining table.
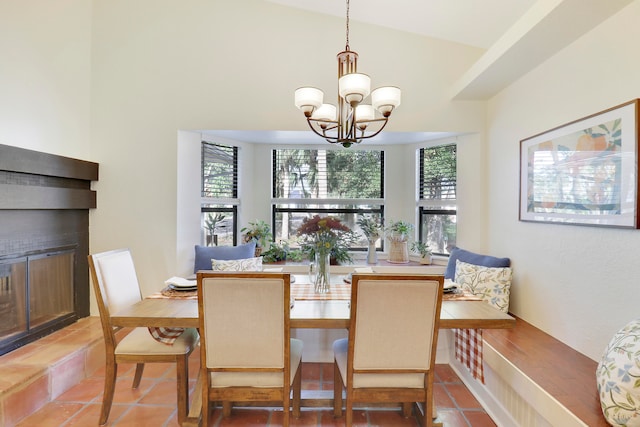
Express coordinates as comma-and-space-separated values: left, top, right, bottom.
109, 274, 515, 426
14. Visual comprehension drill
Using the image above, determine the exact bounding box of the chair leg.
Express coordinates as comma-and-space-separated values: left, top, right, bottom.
292, 365, 302, 418
346, 395, 353, 427
333, 359, 343, 417
283, 386, 290, 427
99, 359, 118, 425
176, 355, 189, 424
402, 402, 413, 417
222, 401, 232, 417
202, 370, 210, 427
132, 363, 144, 388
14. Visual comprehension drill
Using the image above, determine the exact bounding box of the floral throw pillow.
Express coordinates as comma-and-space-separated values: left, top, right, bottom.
454, 260, 512, 313
211, 257, 263, 271
596, 318, 640, 426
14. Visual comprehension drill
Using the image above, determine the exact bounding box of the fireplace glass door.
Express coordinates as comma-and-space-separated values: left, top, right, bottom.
0, 249, 75, 353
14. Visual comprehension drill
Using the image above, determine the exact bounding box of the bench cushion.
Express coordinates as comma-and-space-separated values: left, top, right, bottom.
444, 246, 510, 279
194, 242, 256, 273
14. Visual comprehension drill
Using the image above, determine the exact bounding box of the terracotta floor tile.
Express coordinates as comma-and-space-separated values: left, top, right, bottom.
138, 379, 180, 406
367, 408, 420, 426
433, 383, 456, 408
110, 404, 175, 427
434, 364, 461, 383
446, 383, 483, 409
434, 408, 469, 427
302, 380, 321, 390
111, 377, 155, 403
271, 408, 318, 426
14, 402, 84, 427
302, 362, 322, 381
463, 409, 498, 427
215, 408, 271, 426
56, 376, 105, 402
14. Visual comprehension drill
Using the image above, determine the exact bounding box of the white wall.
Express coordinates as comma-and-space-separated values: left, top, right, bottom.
487, 0, 640, 360
0, 0, 92, 158
88, 0, 488, 298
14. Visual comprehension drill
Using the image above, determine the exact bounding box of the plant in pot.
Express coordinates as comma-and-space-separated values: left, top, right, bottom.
385, 220, 414, 264
241, 220, 272, 256
357, 215, 382, 264
205, 213, 225, 246
411, 241, 433, 265
261, 241, 290, 263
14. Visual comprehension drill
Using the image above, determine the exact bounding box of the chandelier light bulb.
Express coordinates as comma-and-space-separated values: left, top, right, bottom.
295, 87, 324, 116
312, 104, 337, 122
355, 105, 375, 129
371, 86, 401, 116
338, 73, 371, 106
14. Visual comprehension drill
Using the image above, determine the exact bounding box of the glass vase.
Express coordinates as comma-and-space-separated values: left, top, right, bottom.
366, 239, 378, 265
313, 251, 331, 294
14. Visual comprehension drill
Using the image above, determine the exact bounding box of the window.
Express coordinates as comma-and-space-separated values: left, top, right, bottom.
418, 144, 457, 255
272, 149, 384, 250
201, 142, 238, 246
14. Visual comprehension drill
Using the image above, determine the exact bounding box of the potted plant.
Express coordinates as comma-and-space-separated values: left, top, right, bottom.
261, 241, 290, 263
357, 215, 382, 264
385, 220, 414, 264
241, 220, 272, 256
411, 241, 433, 265
205, 213, 225, 246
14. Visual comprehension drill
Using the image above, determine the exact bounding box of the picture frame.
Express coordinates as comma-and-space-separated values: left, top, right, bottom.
519, 99, 639, 228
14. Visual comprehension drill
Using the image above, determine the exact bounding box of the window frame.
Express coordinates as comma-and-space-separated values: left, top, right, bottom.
271, 148, 385, 252
417, 143, 457, 256
201, 141, 240, 246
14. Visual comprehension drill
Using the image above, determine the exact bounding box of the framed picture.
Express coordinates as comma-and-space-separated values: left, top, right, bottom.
519, 99, 639, 228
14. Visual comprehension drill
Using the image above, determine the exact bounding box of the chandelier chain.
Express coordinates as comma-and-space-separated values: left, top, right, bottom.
345, 0, 350, 50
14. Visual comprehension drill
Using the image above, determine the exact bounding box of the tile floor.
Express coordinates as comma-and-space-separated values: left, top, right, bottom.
16, 353, 496, 427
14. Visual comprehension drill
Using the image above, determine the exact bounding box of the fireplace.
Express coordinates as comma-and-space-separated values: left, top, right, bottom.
0, 144, 98, 355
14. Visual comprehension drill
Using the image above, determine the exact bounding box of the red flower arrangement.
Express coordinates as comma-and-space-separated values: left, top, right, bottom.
296, 215, 357, 264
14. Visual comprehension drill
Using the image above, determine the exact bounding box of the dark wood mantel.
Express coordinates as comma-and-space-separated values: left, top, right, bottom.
0, 144, 98, 210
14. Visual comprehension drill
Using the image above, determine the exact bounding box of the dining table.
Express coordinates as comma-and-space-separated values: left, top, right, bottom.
110, 273, 515, 427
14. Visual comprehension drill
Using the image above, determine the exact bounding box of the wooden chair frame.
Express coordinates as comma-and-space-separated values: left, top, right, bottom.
333, 274, 444, 427
88, 249, 197, 425
197, 272, 302, 427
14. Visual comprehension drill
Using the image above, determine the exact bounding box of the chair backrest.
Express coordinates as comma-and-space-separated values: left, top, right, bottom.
350, 274, 443, 373
88, 249, 143, 345
197, 272, 290, 371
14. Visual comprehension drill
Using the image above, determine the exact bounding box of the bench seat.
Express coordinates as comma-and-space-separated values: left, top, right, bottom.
482, 315, 608, 427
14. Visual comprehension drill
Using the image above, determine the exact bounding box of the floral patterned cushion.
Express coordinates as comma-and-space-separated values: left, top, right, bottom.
211, 257, 263, 271
596, 319, 640, 426
454, 260, 512, 313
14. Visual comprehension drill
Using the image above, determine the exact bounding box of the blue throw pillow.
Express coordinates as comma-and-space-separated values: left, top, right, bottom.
444, 246, 510, 279
194, 241, 256, 273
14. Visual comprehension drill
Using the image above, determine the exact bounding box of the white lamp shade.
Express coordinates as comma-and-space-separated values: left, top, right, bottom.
371, 86, 401, 115
295, 87, 324, 114
339, 73, 371, 104
311, 103, 337, 121
355, 104, 375, 122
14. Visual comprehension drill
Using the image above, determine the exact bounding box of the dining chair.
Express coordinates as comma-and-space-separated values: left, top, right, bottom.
197, 271, 303, 427
333, 273, 444, 427
88, 248, 199, 425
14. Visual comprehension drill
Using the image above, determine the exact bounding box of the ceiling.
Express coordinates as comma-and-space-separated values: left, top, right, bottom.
265, 0, 536, 49
207, 0, 632, 145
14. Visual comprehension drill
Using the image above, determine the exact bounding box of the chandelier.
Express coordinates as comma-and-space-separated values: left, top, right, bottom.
294, 0, 401, 148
